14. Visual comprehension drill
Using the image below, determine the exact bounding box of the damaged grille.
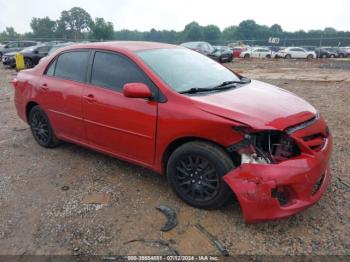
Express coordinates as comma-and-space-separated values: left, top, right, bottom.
285, 114, 329, 153
302, 133, 326, 152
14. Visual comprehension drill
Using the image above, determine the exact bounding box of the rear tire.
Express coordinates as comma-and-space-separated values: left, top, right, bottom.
29, 105, 60, 148
167, 141, 234, 209
244, 54, 250, 58
266, 54, 271, 58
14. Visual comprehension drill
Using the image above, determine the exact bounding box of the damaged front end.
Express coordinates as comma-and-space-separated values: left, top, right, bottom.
224, 115, 332, 223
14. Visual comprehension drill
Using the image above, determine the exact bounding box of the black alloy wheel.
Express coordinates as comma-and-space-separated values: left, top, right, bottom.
29, 105, 60, 148
167, 141, 234, 209
175, 155, 220, 202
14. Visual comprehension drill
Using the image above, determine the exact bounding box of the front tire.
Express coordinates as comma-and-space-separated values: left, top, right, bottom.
29, 105, 60, 148
307, 54, 313, 59
285, 54, 291, 59
244, 54, 250, 58
167, 141, 234, 209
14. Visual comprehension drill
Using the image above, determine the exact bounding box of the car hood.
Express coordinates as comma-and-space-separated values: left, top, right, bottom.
3, 51, 16, 56
190, 80, 317, 130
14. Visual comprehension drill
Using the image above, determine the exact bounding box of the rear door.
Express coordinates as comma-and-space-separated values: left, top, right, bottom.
82, 50, 158, 165
39, 50, 91, 143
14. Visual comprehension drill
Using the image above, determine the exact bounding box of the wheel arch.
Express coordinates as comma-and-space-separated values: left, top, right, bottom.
25, 101, 39, 122
161, 136, 239, 175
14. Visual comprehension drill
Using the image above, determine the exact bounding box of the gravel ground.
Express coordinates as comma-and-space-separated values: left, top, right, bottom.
0, 59, 349, 257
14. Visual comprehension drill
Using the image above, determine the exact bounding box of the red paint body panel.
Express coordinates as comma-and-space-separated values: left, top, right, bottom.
13, 41, 332, 223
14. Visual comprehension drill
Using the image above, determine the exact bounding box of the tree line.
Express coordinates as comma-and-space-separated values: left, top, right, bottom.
1, 7, 350, 46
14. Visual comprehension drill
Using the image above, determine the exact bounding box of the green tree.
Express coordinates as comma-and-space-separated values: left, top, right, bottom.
269, 24, 283, 36
202, 25, 221, 41
91, 17, 114, 40
30, 17, 57, 39
0, 27, 19, 40
58, 7, 93, 40
183, 21, 203, 41
222, 25, 237, 40
324, 27, 337, 35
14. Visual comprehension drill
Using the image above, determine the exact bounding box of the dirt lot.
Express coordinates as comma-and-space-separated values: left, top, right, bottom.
0, 58, 349, 257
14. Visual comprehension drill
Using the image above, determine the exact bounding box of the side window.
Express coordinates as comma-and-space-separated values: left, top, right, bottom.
91, 51, 154, 92
45, 59, 57, 76
54, 51, 90, 82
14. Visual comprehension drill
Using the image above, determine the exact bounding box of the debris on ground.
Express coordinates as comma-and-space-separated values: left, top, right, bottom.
156, 205, 177, 232
195, 224, 229, 257
123, 239, 180, 255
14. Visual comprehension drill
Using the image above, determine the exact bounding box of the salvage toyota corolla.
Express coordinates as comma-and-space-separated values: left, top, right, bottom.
12, 42, 332, 223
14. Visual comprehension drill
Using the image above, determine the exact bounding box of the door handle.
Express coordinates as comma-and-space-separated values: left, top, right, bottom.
83, 94, 97, 103
40, 83, 49, 90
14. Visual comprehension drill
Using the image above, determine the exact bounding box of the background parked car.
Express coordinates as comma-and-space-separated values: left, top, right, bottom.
267, 46, 283, 58
231, 47, 247, 58
2, 43, 54, 68
322, 47, 347, 58
48, 42, 75, 55
276, 47, 316, 59
240, 47, 272, 58
315, 47, 338, 58
0, 41, 37, 60
301, 46, 318, 52
212, 45, 233, 62
180, 41, 215, 55
180, 42, 232, 63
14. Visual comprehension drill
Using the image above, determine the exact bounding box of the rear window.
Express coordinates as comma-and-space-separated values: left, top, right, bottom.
54, 51, 90, 82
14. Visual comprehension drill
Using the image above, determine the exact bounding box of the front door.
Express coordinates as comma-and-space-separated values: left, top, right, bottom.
82, 51, 158, 165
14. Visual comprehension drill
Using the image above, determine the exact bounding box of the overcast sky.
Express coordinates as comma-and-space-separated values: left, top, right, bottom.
0, 0, 349, 33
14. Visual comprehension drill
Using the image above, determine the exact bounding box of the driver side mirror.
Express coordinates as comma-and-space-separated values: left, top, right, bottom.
123, 83, 152, 99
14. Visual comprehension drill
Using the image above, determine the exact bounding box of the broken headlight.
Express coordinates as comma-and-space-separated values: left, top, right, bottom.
228, 130, 301, 164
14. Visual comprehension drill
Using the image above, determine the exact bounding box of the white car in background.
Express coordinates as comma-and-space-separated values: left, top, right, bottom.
240, 47, 272, 58
276, 47, 316, 59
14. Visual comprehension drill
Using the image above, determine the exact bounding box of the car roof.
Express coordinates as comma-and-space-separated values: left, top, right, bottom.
61, 41, 180, 53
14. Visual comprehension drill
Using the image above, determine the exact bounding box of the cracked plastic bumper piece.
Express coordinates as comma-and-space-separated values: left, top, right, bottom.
223, 135, 332, 223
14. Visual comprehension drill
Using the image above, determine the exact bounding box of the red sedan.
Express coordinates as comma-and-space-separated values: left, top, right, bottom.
12, 41, 332, 223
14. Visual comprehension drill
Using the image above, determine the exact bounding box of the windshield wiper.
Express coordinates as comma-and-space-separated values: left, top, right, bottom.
179, 87, 215, 94
179, 79, 251, 94
214, 79, 251, 88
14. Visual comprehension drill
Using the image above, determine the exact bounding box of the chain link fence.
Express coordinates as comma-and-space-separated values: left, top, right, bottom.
1, 36, 350, 47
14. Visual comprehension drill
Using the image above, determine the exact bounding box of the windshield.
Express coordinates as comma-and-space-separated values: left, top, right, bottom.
21, 46, 38, 52
137, 48, 241, 93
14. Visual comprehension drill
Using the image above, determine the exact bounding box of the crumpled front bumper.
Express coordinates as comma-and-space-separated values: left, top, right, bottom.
223, 135, 332, 223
